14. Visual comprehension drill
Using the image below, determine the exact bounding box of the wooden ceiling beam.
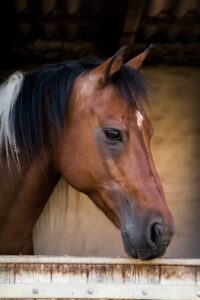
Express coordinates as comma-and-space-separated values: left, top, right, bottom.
141, 16, 200, 26
120, 0, 146, 48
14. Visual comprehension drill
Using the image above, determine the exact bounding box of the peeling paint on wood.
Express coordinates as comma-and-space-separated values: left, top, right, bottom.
0, 257, 200, 299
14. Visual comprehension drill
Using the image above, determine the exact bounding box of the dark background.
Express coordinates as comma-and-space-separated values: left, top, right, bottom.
0, 0, 199, 68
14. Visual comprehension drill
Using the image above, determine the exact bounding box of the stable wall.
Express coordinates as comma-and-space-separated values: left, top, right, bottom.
33, 66, 200, 258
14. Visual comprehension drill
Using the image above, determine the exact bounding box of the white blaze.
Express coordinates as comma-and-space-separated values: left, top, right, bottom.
136, 110, 144, 128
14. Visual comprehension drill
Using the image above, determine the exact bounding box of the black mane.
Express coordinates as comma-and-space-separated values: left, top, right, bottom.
13, 56, 147, 157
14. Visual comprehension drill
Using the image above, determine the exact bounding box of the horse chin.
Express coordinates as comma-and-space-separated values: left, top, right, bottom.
122, 231, 166, 260
121, 231, 138, 258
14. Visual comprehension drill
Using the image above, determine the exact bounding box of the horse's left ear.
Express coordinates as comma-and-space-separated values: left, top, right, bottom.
127, 44, 154, 70
92, 46, 128, 85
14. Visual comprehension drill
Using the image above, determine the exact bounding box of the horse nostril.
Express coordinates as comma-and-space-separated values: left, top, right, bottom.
150, 223, 163, 247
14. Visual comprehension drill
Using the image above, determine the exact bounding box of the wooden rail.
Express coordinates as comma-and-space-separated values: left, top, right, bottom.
0, 256, 200, 299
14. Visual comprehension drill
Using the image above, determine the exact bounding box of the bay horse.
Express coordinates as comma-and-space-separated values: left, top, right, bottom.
0, 46, 174, 259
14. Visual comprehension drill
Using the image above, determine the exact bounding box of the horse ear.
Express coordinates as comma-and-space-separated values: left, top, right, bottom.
92, 46, 128, 85
127, 44, 154, 70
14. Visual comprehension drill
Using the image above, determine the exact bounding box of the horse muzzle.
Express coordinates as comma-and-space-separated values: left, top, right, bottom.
121, 214, 175, 260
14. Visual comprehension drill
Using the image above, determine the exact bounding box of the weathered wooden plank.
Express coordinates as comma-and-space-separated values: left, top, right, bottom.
0, 283, 200, 299
0, 256, 200, 266
0, 257, 199, 299
160, 265, 196, 285
14, 264, 51, 284
51, 264, 88, 284
196, 266, 200, 285
0, 264, 15, 284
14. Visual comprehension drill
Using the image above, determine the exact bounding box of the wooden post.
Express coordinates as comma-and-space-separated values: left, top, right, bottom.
120, 0, 146, 48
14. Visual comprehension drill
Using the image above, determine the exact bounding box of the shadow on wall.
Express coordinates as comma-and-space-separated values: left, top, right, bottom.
33, 66, 200, 258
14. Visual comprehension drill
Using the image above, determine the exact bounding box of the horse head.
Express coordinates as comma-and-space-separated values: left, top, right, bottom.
55, 47, 175, 259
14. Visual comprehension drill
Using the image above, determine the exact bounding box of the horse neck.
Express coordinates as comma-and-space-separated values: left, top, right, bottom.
0, 149, 60, 254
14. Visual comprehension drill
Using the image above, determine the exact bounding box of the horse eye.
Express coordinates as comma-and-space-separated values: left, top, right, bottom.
104, 128, 122, 142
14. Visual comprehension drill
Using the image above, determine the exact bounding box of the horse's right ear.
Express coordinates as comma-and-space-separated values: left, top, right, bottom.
91, 46, 128, 85
127, 44, 154, 70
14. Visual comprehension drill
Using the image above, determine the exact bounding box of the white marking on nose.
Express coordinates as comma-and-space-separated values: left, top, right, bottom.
136, 110, 144, 128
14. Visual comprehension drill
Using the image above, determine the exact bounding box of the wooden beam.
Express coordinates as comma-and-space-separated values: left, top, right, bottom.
141, 16, 200, 26
0, 283, 199, 299
120, 0, 146, 48
0, 256, 200, 299
0, 256, 200, 266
